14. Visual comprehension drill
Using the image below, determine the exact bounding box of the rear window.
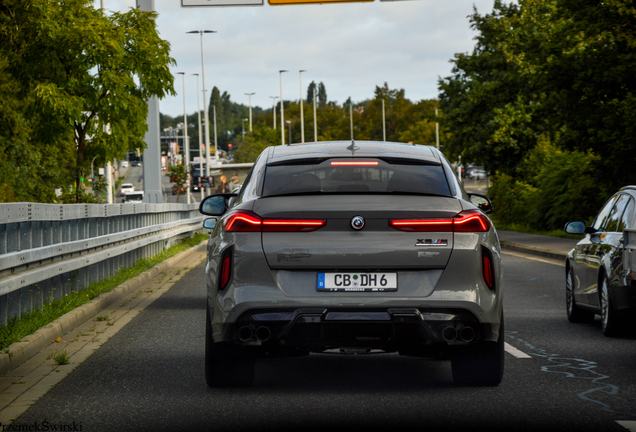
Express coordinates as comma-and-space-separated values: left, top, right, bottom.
262, 158, 451, 197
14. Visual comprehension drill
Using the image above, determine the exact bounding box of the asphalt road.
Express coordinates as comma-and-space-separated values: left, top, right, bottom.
10, 250, 636, 432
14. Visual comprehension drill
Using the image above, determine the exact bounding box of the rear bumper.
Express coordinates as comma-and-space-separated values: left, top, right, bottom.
212, 307, 500, 353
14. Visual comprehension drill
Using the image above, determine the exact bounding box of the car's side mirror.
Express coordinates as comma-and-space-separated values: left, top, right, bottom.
199, 193, 237, 216
564, 221, 595, 235
203, 218, 217, 233
468, 193, 493, 214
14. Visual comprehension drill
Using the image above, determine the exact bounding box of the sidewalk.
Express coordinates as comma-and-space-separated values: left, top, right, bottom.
497, 229, 578, 261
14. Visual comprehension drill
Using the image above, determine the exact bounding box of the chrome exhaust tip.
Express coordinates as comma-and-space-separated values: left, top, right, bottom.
238, 326, 253, 342
460, 326, 476, 343
442, 326, 458, 342
255, 326, 271, 342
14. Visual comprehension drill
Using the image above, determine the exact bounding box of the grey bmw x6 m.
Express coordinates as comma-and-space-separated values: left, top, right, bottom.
199, 141, 504, 387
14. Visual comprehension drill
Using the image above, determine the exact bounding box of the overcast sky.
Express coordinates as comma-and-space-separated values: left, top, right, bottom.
95, 0, 498, 118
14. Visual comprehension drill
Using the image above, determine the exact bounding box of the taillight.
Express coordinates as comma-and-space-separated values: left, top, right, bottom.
389, 218, 453, 232
224, 211, 261, 232
389, 210, 490, 232
482, 246, 495, 291
220, 254, 232, 291
223, 211, 326, 232
453, 210, 491, 232
262, 219, 326, 232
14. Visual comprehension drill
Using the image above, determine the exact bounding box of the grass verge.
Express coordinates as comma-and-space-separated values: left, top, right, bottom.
0, 233, 207, 351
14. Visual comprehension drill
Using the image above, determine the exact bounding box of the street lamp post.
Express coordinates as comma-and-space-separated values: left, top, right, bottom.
279, 70, 288, 145
435, 107, 440, 150
193, 73, 204, 201
269, 96, 278, 129
382, 99, 386, 142
313, 86, 317, 142
245, 92, 255, 132
349, 101, 354, 141
299, 70, 306, 143
286, 120, 291, 145
177, 72, 190, 204
187, 30, 216, 171
213, 104, 218, 165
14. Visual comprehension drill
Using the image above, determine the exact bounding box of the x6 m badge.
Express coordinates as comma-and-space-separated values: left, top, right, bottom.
415, 239, 448, 247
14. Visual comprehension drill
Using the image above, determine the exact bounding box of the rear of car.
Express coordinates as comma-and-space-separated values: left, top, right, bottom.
119, 183, 134, 196
200, 141, 503, 387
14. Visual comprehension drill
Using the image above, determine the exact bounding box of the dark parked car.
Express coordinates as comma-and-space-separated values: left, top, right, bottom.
564, 186, 636, 336
199, 141, 503, 387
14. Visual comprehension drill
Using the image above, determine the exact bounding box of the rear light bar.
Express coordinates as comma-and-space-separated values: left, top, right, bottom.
330, 161, 379, 166
482, 246, 496, 291
389, 210, 490, 232
220, 254, 232, 291
223, 211, 326, 232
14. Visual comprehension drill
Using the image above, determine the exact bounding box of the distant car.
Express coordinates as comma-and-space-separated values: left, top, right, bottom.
121, 160, 129, 168
470, 169, 487, 180
119, 183, 134, 196
131, 160, 142, 167
564, 186, 636, 336
122, 191, 144, 203
199, 140, 503, 387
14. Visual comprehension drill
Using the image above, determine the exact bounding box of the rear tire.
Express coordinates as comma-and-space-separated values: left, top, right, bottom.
205, 307, 255, 387
451, 315, 504, 386
600, 276, 622, 337
566, 266, 595, 323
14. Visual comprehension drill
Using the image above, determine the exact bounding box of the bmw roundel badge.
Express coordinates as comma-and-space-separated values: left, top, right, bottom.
351, 216, 365, 230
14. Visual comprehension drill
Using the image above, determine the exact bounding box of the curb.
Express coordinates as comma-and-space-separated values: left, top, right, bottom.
500, 241, 568, 261
0, 242, 206, 377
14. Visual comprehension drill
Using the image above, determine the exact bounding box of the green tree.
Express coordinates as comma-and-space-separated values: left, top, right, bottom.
0, 0, 175, 203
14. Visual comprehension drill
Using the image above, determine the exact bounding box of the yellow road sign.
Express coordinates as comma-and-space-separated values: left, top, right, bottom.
269, 0, 373, 4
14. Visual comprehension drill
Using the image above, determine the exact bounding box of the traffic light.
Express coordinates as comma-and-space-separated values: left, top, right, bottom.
228, 143, 232, 148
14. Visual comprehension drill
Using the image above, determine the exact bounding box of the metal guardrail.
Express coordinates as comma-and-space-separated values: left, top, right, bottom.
0, 202, 204, 327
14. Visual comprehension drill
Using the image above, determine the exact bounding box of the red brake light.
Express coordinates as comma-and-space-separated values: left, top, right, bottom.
220, 255, 232, 290
330, 161, 379, 166
453, 210, 491, 232
389, 210, 490, 232
262, 219, 326, 232
483, 254, 494, 289
223, 211, 326, 232
224, 211, 262, 232
389, 219, 453, 232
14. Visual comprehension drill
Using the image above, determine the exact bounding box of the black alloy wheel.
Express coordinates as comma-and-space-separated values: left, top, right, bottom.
600, 275, 621, 336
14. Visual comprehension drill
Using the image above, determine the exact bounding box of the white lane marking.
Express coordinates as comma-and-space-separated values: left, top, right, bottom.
502, 250, 564, 266
505, 342, 532, 358
617, 421, 636, 431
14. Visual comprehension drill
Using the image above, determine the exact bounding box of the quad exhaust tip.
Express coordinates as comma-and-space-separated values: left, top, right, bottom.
255, 326, 272, 342
442, 325, 476, 343
238, 326, 253, 342
460, 326, 475, 342
442, 326, 458, 342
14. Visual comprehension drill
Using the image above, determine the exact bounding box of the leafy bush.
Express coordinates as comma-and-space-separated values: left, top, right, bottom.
490, 142, 604, 230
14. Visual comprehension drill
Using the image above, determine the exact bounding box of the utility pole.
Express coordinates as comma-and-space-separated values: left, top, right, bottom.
269, 96, 278, 129
313, 86, 317, 142
299, 70, 306, 143
279, 70, 287, 145
137, 0, 163, 203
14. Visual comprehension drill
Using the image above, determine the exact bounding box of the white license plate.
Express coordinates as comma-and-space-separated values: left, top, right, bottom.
317, 272, 397, 292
